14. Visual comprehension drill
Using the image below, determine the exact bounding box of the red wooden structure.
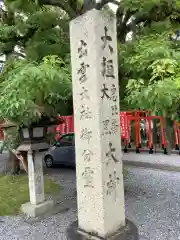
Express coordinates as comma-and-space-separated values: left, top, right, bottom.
174, 120, 180, 150
0, 120, 4, 140
126, 114, 167, 153
53, 111, 180, 154
56, 116, 74, 139
0, 111, 179, 155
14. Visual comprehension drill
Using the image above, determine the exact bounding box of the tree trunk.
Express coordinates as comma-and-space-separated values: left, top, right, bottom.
164, 117, 173, 155
14, 151, 28, 173
20, 152, 28, 173
0, 141, 5, 154
4, 130, 21, 175
6, 150, 20, 175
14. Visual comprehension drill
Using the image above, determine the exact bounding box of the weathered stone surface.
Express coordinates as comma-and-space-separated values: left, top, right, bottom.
27, 151, 45, 205
70, 9, 125, 238
21, 200, 54, 218
17, 142, 49, 152
67, 219, 139, 240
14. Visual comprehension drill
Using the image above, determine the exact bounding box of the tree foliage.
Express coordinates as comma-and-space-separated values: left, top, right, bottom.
0, 0, 72, 126
0, 1, 70, 61
124, 30, 180, 118
0, 0, 180, 124
126, 57, 180, 118
119, 0, 180, 118
0, 55, 71, 126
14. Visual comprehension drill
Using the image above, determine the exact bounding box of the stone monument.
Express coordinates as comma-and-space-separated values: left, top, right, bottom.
18, 144, 53, 217
67, 8, 139, 240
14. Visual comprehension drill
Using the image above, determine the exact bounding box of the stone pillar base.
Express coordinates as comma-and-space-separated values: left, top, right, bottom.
67, 219, 139, 240
21, 200, 54, 218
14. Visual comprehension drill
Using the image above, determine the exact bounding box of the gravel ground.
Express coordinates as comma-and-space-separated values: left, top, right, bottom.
0, 168, 77, 240
125, 167, 180, 240
1, 164, 180, 239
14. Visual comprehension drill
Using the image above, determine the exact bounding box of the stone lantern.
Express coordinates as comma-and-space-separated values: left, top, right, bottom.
17, 115, 59, 217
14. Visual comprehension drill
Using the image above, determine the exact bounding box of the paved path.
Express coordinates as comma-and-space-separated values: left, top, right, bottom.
123, 153, 180, 172
1, 164, 180, 239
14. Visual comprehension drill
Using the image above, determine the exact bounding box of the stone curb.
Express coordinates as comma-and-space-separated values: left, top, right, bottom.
124, 148, 179, 155
22, 200, 70, 224
22, 188, 77, 224
123, 160, 180, 172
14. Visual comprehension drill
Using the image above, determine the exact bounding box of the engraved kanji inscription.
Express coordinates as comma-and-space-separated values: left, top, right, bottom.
80, 86, 90, 100
101, 83, 110, 100
101, 57, 115, 79
80, 104, 92, 120
101, 26, 113, 53
110, 84, 117, 102
106, 170, 120, 201
82, 167, 94, 188
82, 149, 93, 162
77, 62, 90, 83
78, 40, 87, 58
106, 142, 118, 164
80, 128, 92, 143
102, 119, 111, 135
111, 119, 119, 135
111, 104, 118, 116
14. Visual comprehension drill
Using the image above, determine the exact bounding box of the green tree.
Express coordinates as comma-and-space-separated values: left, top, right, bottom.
0, 55, 72, 174
4, 0, 180, 99
0, 55, 71, 125
125, 28, 180, 153
1, 0, 180, 157
0, 1, 72, 173
0, 1, 73, 121
118, 0, 180, 103
0, 0, 69, 61
33, 0, 180, 107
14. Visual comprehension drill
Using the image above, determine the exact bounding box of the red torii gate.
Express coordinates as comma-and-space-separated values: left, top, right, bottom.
55, 111, 169, 153
125, 114, 167, 154
0, 111, 180, 155
55, 112, 180, 155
